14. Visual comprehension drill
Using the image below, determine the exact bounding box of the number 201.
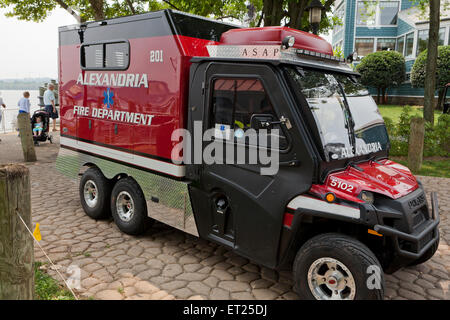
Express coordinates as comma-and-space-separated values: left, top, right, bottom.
150, 50, 163, 62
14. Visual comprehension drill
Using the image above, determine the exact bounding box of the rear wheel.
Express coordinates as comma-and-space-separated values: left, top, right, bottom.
293, 233, 384, 300
111, 177, 152, 235
79, 167, 112, 219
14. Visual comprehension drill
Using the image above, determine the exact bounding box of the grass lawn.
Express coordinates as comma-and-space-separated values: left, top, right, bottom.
378, 105, 441, 124
391, 157, 450, 178
34, 262, 75, 300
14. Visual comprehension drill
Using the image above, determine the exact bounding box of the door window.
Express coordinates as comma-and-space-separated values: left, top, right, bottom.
210, 78, 287, 149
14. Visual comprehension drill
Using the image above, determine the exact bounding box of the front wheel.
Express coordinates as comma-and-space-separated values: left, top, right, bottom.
293, 233, 384, 300
111, 177, 153, 235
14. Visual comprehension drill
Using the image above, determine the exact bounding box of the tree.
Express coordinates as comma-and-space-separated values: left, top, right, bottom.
411, 45, 450, 111
355, 51, 406, 104
423, 0, 440, 124
0, 0, 338, 34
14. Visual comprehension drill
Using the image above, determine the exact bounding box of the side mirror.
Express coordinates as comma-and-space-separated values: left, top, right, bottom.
250, 114, 275, 130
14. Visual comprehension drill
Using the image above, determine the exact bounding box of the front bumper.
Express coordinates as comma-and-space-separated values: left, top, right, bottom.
373, 192, 440, 260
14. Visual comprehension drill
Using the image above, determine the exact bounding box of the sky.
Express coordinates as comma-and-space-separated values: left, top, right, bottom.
0, 7, 331, 80
0, 7, 76, 79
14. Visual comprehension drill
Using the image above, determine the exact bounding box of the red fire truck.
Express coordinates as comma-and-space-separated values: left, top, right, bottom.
57, 9, 440, 300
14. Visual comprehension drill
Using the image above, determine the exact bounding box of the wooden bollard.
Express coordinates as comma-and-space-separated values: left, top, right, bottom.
408, 117, 425, 172
17, 113, 37, 162
0, 164, 34, 299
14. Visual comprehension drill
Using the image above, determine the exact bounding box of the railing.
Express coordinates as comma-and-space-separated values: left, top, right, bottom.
0, 107, 60, 134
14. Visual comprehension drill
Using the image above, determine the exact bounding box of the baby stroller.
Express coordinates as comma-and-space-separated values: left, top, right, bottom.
31, 110, 53, 146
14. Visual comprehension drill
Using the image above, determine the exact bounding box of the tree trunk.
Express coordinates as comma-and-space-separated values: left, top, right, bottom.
54, 0, 81, 23
408, 118, 425, 172
88, 0, 105, 20
263, 0, 284, 26
423, 0, 440, 124
17, 113, 36, 162
0, 164, 34, 300
377, 88, 381, 104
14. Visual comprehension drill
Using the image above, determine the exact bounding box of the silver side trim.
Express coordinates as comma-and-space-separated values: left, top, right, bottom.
287, 195, 360, 219
60, 136, 185, 178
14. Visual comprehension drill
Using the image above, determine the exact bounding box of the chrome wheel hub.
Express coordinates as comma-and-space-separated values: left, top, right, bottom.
307, 257, 356, 300
116, 191, 134, 222
83, 180, 98, 208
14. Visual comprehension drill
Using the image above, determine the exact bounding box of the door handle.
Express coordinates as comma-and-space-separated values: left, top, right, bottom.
279, 160, 301, 167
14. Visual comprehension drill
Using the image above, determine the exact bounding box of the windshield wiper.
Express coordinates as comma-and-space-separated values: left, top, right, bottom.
345, 159, 364, 172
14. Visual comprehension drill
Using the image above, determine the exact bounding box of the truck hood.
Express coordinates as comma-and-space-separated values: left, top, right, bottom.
312, 159, 419, 202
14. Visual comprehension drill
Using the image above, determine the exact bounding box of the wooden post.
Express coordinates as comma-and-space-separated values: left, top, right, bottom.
0, 164, 34, 299
17, 113, 37, 162
408, 117, 425, 172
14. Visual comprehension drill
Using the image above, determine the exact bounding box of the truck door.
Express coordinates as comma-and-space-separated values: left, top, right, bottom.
187, 62, 317, 268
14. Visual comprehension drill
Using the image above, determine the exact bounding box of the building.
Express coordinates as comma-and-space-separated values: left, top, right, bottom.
331, 0, 450, 104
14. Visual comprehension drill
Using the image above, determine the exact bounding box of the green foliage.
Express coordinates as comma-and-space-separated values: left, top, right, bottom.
411, 45, 450, 91
333, 45, 344, 58
355, 51, 406, 91
34, 262, 75, 300
0, 0, 337, 34
384, 106, 450, 157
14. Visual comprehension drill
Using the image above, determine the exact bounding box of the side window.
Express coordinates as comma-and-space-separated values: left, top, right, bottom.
210, 78, 287, 149
81, 41, 129, 70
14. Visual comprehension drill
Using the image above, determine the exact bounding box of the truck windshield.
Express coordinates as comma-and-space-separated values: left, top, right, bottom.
287, 67, 389, 162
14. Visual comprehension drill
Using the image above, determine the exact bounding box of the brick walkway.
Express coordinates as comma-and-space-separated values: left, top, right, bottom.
2, 133, 449, 300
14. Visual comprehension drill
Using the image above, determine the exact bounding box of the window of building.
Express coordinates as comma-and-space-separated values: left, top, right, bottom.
210, 78, 287, 149
356, 1, 399, 26
396, 36, 404, 55
333, 4, 345, 34
417, 28, 446, 56
405, 32, 414, 57
378, 1, 399, 25
81, 41, 130, 70
377, 38, 396, 51
355, 38, 375, 57
416, 29, 428, 56
356, 1, 376, 26
439, 27, 445, 46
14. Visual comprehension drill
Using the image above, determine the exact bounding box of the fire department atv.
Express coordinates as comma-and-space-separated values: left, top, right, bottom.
57, 9, 440, 300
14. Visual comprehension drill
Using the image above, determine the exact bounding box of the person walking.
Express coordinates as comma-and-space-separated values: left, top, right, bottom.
43, 83, 58, 131
0, 91, 6, 142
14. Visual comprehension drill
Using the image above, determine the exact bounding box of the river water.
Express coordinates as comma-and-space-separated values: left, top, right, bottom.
0, 90, 40, 132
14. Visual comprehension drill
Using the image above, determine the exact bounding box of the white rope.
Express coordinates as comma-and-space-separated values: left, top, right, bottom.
16, 210, 79, 300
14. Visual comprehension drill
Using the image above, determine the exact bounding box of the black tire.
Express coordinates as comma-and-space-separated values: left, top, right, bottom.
409, 230, 440, 266
79, 167, 112, 219
111, 177, 152, 235
293, 233, 384, 300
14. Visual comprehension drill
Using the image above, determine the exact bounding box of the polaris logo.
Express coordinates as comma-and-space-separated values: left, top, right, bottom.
408, 194, 425, 210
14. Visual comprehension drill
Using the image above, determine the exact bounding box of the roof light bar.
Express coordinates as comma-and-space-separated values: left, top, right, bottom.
296, 49, 345, 62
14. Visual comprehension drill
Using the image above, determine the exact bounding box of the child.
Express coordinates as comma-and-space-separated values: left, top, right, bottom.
33, 116, 43, 137
18, 91, 31, 114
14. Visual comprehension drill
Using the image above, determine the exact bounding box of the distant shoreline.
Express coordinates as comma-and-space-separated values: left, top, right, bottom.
0, 78, 54, 90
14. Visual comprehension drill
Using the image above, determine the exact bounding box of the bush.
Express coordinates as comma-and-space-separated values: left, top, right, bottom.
411, 45, 450, 109
411, 45, 450, 91
384, 106, 450, 157
356, 51, 406, 104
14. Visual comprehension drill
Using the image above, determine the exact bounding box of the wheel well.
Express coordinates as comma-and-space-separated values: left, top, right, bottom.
79, 163, 128, 183
281, 216, 387, 270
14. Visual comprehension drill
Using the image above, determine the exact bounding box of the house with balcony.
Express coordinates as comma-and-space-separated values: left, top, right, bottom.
331, 0, 450, 104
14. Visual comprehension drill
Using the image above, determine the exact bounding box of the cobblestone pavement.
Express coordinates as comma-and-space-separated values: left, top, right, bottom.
26, 160, 449, 300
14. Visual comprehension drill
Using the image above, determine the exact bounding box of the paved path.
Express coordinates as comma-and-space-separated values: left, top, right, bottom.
2, 133, 449, 300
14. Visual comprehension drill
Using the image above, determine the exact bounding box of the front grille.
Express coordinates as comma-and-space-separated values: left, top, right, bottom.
412, 209, 425, 227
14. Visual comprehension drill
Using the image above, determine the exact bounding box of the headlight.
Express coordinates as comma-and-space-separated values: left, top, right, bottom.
360, 191, 375, 204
